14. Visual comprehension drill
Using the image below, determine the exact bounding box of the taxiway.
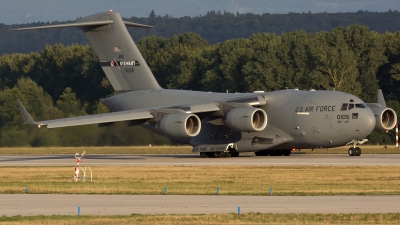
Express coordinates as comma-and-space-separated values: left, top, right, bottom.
1, 195, 400, 216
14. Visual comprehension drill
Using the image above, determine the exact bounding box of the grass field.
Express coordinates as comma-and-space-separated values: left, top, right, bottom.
1, 213, 400, 225
2, 147, 399, 223
1, 166, 400, 195
0, 145, 399, 155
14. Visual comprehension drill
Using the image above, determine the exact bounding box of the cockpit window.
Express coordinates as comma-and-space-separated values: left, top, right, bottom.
355, 103, 365, 108
341, 103, 348, 111
348, 104, 354, 110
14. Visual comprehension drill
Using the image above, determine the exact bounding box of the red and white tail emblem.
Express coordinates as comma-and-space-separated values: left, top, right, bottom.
110, 61, 114, 67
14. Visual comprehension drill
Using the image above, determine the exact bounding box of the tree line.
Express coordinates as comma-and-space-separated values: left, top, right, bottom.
0, 25, 399, 146
2, 10, 400, 54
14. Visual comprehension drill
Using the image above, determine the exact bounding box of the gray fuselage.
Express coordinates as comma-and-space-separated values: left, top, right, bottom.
102, 89, 375, 152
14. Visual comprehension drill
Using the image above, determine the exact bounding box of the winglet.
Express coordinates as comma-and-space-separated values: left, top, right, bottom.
16, 100, 43, 127
377, 89, 386, 107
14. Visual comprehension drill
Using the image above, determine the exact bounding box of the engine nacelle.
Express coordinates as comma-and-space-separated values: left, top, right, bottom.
370, 107, 397, 131
158, 113, 201, 138
225, 108, 267, 132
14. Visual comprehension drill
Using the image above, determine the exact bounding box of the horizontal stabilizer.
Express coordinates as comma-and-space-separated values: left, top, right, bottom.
10, 21, 114, 30
10, 20, 152, 31
124, 21, 153, 28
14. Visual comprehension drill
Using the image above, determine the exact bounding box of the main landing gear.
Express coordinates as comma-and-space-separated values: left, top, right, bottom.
348, 147, 361, 156
347, 139, 368, 156
200, 152, 230, 158
199, 147, 239, 158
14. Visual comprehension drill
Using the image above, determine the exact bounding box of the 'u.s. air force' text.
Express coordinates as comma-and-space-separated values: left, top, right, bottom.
295, 105, 336, 112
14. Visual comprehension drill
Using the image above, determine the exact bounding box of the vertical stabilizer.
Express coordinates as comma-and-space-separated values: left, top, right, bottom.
78, 12, 161, 91
377, 89, 386, 107
11, 11, 162, 92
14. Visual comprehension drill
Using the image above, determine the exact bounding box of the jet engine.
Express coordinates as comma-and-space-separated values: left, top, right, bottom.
225, 108, 267, 132
370, 107, 397, 131
158, 113, 201, 138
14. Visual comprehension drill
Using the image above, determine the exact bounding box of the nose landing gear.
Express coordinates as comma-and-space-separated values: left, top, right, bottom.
347, 139, 367, 156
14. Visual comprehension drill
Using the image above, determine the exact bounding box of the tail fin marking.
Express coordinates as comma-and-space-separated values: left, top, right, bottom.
12, 11, 161, 92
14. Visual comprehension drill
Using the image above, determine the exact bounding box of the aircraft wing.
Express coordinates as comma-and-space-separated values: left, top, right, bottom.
16, 99, 221, 129
17, 99, 153, 129
17, 94, 266, 129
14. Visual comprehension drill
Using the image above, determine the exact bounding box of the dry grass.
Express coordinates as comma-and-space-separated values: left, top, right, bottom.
0, 146, 193, 155
1, 213, 400, 225
0, 145, 398, 155
1, 166, 400, 195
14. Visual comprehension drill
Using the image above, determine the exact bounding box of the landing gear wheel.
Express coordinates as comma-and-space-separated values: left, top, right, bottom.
348, 147, 355, 156
255, 150, 268, 156
355, 147, 361, 156
268, 150, 277, 156
200, 152, 208, 158
230, 150, 239, 157
215, 151, 230, 158
283, 149, 291, 156
206, 152, 216, 158
214, 151, 225, 158
347, 139, 367, 157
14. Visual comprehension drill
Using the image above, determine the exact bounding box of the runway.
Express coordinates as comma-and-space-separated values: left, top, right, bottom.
1, 154, 400, 166
1, 195, 400, 216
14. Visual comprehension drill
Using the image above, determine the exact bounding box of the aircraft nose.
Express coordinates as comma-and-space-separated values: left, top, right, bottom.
360, 109, 376, 135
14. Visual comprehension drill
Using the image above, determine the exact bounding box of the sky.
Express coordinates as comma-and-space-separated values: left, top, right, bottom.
0, 0, 399, 25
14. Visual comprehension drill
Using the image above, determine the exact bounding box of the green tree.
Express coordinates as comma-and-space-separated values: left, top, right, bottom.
342, 25, 386, 102
138, 33, 208, 90
274, 30, 313, 90
0, 52, 39, 88
15, 77, 62, 120
241, 33, 281, 91
56, 87, 85, 117
308, 30, 361, 94
379, 31, 400, 101
35, 44, 112, 106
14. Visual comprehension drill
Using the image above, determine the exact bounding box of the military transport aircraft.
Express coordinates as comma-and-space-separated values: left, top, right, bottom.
14, 11, 397, 157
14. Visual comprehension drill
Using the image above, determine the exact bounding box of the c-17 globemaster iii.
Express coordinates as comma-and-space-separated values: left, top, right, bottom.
14, 11, 397, 157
